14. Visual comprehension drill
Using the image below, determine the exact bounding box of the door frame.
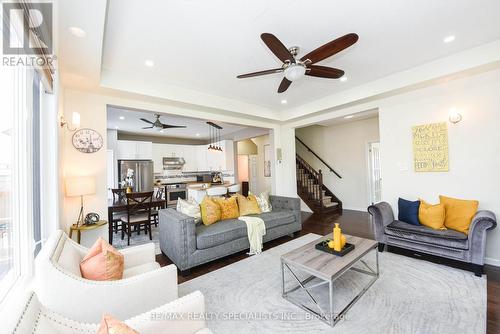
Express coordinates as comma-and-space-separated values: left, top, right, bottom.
366, 141, 382, 205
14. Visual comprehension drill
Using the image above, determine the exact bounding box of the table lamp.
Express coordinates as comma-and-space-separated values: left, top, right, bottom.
66, 176, 96, 227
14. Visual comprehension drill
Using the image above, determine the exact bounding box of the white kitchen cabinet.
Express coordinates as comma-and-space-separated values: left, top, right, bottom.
152, 144, 164, 173
194, 145, 208, 171
182, 145, 197, 172
115, 140, 152, 160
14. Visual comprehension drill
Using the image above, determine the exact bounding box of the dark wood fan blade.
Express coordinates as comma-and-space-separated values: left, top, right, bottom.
162, 125, 187, 129
261, 33, 295, 64
140, 118, 154, 125
237, 68, 283, 79
300, 33, 359, 64
142, 126, 153, 129
306, 65, 344, 79
278, 78, 292, 93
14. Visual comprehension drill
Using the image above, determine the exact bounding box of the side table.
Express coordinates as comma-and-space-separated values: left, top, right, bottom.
69, 220, 108, 244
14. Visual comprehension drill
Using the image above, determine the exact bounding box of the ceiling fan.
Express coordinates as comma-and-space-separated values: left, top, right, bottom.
237, 33, 359, 93
140, 114, 187, 131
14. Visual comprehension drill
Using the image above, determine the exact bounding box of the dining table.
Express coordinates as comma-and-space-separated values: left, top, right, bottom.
107, 198, 166, 245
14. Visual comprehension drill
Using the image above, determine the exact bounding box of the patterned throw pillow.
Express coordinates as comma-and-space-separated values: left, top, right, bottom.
237, 194, 262, 216
253, 191, 272, 213
97, 314, 139, 334
214, 196, 240, 220
200, 197, 222, 226
177, 198, 201, 223
80, 237, 124, 281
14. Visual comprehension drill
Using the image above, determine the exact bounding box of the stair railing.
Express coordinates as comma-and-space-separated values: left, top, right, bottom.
295, 136, 342, 179
296, 154, 323, 210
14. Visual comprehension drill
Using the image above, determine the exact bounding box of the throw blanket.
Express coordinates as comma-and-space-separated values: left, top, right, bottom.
239, 216, 266, 255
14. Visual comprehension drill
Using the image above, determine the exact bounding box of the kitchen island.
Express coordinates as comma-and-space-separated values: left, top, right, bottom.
187, 182, 237, 203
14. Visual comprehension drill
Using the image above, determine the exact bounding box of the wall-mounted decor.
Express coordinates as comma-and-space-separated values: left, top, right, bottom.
72, 128, 103, 153
412, 122, 449, 172
264, 144, 271, 177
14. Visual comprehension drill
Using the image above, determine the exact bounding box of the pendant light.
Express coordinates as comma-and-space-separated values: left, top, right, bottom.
207, 123, 213, 151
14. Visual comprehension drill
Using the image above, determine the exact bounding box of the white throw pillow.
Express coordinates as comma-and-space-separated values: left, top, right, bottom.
252, 191, 272, 213
176, 198, 201, 223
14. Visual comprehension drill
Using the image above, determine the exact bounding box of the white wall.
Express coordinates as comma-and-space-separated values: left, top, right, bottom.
378, 68, 500, 265
61, 89, 109, 246
296, 117, 380, 211
250, 135, 272, 194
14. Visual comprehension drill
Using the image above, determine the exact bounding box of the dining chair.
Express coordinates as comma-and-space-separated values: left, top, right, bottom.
206, 187, 228, 197
111, 188, 127, 233
120, 191, 154, 246
227, 184, 241, 196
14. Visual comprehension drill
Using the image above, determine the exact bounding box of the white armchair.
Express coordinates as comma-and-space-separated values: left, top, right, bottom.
6, 291, 212, 334
35, 230, 178, 323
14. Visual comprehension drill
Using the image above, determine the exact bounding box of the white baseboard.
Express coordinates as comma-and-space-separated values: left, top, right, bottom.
485, 257, 500, 267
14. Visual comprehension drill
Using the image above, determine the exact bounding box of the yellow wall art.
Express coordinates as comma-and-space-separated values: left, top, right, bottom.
412, 122, 449, 172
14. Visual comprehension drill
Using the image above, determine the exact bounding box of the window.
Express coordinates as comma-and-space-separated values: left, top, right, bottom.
0, 41, 42, 302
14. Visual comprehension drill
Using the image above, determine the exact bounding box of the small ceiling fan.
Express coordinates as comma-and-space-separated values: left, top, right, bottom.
237, 33, 359, 93
140, 114, 187, 131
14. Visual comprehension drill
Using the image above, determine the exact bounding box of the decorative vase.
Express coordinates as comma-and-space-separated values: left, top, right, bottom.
340, 234, 346, 249
333, 223, 342, 252
126, 186, 132, 194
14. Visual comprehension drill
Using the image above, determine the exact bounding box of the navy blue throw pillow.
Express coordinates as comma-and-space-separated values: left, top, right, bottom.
398, 198, 420, 226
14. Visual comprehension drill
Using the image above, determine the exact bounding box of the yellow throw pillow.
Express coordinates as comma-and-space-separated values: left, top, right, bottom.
214, 196, 240, 220
237, 194, 261, 216
439, 195, 479, 234
200, 197, 221, 226
418, 199, 446, 230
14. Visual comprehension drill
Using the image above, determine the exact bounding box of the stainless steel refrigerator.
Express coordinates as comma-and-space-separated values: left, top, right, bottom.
118, 160, 154, 192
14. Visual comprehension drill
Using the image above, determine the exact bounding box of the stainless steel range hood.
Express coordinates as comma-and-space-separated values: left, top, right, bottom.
163, 157, 186, 170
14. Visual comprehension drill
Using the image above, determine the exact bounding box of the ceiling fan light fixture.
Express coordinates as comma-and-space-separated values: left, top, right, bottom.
284, 64, 306, 81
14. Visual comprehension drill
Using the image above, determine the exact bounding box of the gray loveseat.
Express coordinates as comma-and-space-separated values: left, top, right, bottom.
368, 202, 497, 277
159, 195, 301, 275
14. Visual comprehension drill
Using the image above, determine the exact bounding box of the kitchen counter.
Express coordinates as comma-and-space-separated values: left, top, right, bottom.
186, 181, 235, 189
187, 182, 238, 203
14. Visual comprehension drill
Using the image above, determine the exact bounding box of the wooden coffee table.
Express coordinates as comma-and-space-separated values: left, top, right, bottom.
281, 234, 379, 327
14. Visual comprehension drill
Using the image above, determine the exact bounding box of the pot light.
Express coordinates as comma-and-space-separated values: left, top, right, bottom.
281, 99, 287, 104
119, 116, 125, 120
344, 115, 354, 119
69, 26, 86, 38
340, 76, 348, 82
284, 64, 306, 81
145, 59, 155, 67
443, 35, 455, 43
195, 133, 200, 137
115, 126, 119, 129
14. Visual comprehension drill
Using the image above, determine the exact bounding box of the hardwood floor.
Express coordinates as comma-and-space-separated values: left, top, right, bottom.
156, 209, 499, 333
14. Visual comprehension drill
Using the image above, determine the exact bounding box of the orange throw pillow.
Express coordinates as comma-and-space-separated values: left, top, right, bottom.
214, 196, 240, 220
439, 195, 479, 234
237, 194, 262, 216
97, 315, 139, 334
80, 237, 124, 281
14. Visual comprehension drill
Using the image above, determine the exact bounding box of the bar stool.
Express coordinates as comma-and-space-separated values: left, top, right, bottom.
206, 187, 228, 197
227, 184, 241, 196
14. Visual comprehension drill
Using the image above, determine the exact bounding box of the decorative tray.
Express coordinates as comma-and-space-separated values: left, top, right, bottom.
315, 240, 355, 257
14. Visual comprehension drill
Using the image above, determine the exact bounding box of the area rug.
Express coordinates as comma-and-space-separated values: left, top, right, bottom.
178, 233, 486, 333
111, 226, 161, 254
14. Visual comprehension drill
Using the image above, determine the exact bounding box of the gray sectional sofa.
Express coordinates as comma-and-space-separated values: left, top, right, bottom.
368, 202, 497, 276
159, 195, 301, 275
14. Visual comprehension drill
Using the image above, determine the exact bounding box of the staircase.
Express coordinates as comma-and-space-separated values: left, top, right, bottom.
296, 154, 342, 214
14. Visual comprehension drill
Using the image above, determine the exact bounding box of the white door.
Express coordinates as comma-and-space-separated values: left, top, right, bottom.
249, 155, 258, 194
368, 142, 382, 204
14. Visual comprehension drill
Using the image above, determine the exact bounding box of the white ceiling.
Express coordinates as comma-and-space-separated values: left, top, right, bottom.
107, 106, 262, 140
100, 0, 500, 111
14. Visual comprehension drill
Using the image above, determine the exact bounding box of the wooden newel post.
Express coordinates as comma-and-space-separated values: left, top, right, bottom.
318, 169, 323, 211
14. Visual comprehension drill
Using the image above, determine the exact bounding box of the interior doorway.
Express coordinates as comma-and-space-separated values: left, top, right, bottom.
368, 142, 382, 204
